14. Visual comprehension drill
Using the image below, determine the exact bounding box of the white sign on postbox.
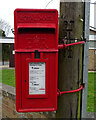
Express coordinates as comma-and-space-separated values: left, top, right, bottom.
29, 62, 45, 95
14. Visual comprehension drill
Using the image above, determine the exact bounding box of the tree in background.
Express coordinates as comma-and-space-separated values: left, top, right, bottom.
0, 19, 11, 36
0, 19, 11, 65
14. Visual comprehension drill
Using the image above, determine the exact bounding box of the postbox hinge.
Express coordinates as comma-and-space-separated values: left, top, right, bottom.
57, 84, 84, 96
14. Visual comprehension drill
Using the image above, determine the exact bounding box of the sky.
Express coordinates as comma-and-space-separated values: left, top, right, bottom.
0, 0, 60, 37
0, 0, 95, 37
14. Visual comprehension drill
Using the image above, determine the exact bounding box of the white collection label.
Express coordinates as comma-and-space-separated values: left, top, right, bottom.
29, 62, 45, 95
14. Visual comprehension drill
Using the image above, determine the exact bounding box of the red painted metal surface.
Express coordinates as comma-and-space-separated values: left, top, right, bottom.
14, 9, 58, 112
58, 44, 64, 49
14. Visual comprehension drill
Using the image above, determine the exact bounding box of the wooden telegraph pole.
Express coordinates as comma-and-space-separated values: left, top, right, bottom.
56, 1, 84, 118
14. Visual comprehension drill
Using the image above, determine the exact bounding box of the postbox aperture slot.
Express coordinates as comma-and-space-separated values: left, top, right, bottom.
18, 28, 55, 33
17, 23, 56, 29
17, 23, 56, 33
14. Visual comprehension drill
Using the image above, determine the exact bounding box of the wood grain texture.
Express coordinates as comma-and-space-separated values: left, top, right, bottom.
56, 2, 84, 118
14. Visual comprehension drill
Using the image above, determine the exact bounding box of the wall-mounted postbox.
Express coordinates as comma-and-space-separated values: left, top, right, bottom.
14, 9, 58, 112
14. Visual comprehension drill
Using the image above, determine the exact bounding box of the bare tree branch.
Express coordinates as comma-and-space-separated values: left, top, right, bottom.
0, 19, 11, 36
45, 0, 54, 8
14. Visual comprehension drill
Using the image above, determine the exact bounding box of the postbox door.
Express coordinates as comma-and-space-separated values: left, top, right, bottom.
26, 55, 48, 98
20, 52, 58, 111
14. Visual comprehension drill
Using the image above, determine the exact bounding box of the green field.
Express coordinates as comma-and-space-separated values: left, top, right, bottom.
1, 69, 15, 87
0, 69, 96, 112
87, 72, 96, 112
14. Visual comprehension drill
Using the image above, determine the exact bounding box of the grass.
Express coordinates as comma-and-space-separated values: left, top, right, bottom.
87, 72, 96, 112
0, 69, 15, 87
94, 73, 96, 112
0, 69, 95, 112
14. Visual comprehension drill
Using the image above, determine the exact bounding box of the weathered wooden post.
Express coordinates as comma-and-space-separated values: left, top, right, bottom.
56, 1, 84, 118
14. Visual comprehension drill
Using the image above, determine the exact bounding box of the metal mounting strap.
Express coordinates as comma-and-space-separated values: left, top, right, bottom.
58, 41, 85, 49
57, 85, 84, 96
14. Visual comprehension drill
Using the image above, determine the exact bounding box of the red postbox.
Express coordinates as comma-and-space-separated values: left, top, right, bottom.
14, 9, 58, 112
